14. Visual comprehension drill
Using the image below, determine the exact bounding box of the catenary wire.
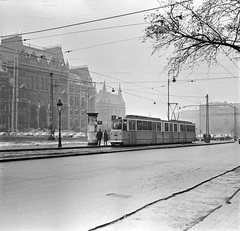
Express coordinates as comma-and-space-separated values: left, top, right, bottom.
0, 0, 191, 37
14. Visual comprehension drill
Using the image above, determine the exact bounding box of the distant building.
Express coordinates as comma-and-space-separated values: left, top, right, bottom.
180, 102, 240, 137
96, 81, 126, 130
0, 34, 96, 132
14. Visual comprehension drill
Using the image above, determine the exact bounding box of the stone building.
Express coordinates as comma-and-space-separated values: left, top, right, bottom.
96, 81, 126, 130
0, 57, 11, 132
0, 34, 96, 133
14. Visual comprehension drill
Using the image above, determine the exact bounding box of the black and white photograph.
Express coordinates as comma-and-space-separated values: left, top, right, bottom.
0, 0, 239, 230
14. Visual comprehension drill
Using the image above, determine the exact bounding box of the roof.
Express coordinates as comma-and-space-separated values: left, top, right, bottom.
0, 35, 65, 66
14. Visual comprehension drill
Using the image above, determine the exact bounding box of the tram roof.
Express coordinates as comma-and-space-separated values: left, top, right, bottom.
125, 115, 195, 124
125, 115, 161, 121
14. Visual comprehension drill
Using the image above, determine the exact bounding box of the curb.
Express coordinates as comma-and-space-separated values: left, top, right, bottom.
0, 141, 235, 162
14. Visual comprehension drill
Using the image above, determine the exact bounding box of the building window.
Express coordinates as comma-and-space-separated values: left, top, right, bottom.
0, 104, 6, 111
81, 97, 85, 109
81, 119, 85, 128
31, 77, 34, 89
0, 85, 6, 98
41, 77, 44, 90
63, 92, 68, 104
19, 115, 25, 126
0, 115, 5, 124
70, 96, 74, 106
45, 78, 48, 91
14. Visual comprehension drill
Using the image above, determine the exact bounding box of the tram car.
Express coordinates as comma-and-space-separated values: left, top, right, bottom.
109, 115, 196, 146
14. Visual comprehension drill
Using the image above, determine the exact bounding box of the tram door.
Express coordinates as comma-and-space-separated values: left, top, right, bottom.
129, 120, 136, 144
152, 122, 157, 144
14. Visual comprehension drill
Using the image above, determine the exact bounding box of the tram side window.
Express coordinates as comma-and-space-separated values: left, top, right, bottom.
165, 123, 169, 132
137, 121, 143, 130
174, 123, 178, 132
187, 125, 195, 132
129, 120, 136, 131
123, 119, 127, 131
148, 121, 152, 131
157, 122, 161, 131
180, 124, 184, 132
143, 121, 148, 130
152, 122, 156, 131
170, 123, 173, 132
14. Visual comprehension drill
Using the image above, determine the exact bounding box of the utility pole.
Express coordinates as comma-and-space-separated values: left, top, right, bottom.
48, 72, 55, 140
233, 106, 237, 141
205, 94, 210, 143
167, 79, 170, 121
167, 77, 176, 121
199, 101, 202, 134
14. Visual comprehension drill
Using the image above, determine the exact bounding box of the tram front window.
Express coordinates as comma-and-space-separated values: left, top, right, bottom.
112, 119, 122, 130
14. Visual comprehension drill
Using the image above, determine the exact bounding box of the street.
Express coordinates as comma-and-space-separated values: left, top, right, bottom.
0, 143, 240, 231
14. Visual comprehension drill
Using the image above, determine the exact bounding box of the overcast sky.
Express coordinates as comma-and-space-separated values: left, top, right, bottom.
0, 0, 239, 119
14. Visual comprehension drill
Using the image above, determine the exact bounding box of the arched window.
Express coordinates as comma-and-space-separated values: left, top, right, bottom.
75, 119, 79, 127
81, 97, 85, 109
63, 91, 68, 104
19, 115, 25, 126
41, 77, 44, 90
0, 115, 5, 124
75, 96, 78, 106
81, 119, 85, 128
35, 77, 39, 89
70, 95, 74, 106
0, 85, 6, 99
45, 78, 48, 91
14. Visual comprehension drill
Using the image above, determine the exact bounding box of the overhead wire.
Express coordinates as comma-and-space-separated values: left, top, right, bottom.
0, 0, 238, 105
0, 0, 191, 37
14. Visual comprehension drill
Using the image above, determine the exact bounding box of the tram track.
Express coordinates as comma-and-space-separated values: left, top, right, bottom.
89, 165, 240, 231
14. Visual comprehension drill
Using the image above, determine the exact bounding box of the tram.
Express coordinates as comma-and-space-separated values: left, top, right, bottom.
109, 115, 196, 146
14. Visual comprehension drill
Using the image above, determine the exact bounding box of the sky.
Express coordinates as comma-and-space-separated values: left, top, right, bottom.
0, 0, 239, 119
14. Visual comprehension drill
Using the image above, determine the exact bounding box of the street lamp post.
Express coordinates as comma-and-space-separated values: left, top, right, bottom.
57, 99, 63, 148
167, 76, 176, 121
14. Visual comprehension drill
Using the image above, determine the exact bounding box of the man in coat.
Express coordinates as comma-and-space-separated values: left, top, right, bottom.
96, 129, 103, 146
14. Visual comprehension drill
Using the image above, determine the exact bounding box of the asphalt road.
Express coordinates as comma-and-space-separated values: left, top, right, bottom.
0, 143, 239, 231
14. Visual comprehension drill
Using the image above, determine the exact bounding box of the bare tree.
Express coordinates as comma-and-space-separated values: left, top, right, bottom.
143, 0, 240, 78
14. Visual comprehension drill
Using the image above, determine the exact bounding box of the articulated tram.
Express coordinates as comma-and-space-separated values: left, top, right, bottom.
109, 115, 196, 146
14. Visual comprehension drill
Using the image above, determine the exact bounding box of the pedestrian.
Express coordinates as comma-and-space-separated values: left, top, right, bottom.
103, 130, 108, 145
96, 129, 103, 146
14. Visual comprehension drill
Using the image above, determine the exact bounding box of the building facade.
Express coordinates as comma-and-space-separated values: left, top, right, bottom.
96, 81, 126, 130
0, 58, 11, 132
0, 34, 96, 133
68, 66, 96, 133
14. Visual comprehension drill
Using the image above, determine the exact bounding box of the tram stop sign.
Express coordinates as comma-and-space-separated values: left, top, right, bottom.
97, 121, 102, 125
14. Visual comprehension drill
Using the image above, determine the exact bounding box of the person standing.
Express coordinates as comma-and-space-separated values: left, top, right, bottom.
103, 130, 109, 146
96, 129, 103, 146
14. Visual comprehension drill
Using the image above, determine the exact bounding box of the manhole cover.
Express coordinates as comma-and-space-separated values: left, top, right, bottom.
106, 193, 131, 198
